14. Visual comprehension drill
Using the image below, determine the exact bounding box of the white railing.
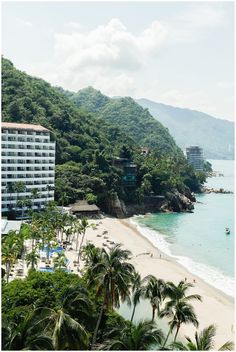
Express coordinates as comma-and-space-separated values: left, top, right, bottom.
1, 170, 55, 174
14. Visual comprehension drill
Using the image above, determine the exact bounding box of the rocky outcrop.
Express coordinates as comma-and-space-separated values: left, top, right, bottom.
108, 194, 128, 218
108, 191, 195, 218
202, 187, 233, 194
161, 191, 194, 213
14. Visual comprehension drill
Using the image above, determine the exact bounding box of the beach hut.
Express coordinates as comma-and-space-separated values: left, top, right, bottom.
70, 200, 101, 218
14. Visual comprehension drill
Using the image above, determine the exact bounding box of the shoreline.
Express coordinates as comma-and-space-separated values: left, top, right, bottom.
79, 216, 234, 348
121, 217, 234, 303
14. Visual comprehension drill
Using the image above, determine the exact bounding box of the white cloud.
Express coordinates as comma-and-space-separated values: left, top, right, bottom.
27, 18, 169, 96
178, 4, 226, 28
217, 81, 234, 90
167, 4, 226, 43
24, 12, 232, 120
53, 18, 168, 71
151, 88, 232, 119
65, 22, 84, 30
16, 18, 33, 27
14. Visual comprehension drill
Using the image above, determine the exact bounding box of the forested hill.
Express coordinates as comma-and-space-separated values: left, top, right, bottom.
137, 98, 234, 160
66, 87, 180, 155
2, 57, 204, 213
2, 57, 140, 208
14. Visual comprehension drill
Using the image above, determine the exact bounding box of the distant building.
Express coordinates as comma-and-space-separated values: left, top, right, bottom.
140, 147, 150, 157
186, 146, 204, 171
1, 122, 56, 216
113, 157, 137, 187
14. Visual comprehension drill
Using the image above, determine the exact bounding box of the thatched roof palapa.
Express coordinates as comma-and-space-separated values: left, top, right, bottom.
70, 200, 100, 213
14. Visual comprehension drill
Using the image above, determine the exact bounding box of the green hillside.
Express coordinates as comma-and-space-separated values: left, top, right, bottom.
2, 58, 204, 214
2, 58, 136, 209
69, 87, 180, 155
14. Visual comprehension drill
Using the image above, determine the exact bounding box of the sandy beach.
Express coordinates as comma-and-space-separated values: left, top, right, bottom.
66, 216, 234, 349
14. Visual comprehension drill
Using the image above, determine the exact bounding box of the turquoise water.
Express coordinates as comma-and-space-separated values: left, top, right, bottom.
132, 160, 234, 297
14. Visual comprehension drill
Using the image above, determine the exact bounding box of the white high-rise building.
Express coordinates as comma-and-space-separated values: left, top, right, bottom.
186, 146, 204, 171
1, 122, 56, 216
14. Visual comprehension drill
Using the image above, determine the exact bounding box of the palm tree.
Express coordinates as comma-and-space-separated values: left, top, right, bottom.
31, 229, 41, 251
73, 219, 82, 252
17, 197, 31, 219
53, 251, 67, 270
130, 271, 145, 324
2, 318, 54, 351
59, 192, 68, 211
2, 245, 17, 283
143, 275, 166, 322
82, 243, 103, 267
6, 183, 15, 209
64, 227, 73, 249
46, 184, 54, 202
62, 284, 95, 331
27, 307, 89, 350
14, 181, 26, 212
77, 218, 91, 264
171, 324, 234, 351
30, 187, 39, 210
90, 244, 135, 349
2, 230, 22, 282
25, 250, 40, 270
101, 320, 164, 350
160, 281, 202, 348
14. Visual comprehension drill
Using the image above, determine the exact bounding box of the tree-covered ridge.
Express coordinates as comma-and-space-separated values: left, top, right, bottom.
2, 58, 126, 164
1, 58, 138, 208
67, 87, 181, 155
2, 57, 204, 212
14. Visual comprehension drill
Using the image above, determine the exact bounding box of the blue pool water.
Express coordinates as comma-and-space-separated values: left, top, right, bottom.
42, 246, 64, 255
39, 267, 54, 273
38, 267, 71, 273
131, 160, 234, 297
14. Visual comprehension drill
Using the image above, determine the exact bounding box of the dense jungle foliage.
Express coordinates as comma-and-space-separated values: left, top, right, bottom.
2, 209, 233, 351
2, 58, 205, 211
64, 86, 180, 153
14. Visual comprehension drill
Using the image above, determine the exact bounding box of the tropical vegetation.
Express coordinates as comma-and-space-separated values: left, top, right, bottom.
2, 57, 207, 217
2, 208, 234, 350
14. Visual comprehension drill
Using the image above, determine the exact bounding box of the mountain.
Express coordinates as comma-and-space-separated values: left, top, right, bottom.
68, 87, 181, 155
2, 58, 204, 215
136, 98, 234, 160
1, 58, 139, 209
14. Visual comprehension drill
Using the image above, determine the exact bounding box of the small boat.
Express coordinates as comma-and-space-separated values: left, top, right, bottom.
225, 227, 230, 235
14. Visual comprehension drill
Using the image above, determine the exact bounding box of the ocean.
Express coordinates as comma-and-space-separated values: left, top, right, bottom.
131, 159, 234, 298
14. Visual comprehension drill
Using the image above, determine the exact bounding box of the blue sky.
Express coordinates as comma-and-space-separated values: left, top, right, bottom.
2, 1, 234, 121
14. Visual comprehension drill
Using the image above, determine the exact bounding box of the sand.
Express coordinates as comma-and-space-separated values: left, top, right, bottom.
67, 216, 234, 349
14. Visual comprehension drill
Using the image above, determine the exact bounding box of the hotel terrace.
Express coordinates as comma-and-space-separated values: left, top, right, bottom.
1, 122, 56, 216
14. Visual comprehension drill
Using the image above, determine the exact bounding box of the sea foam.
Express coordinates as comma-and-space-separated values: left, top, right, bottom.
130, 217, 234, 298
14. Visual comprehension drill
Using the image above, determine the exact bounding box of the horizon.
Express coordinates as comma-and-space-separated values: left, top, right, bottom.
2, 1, 234, 121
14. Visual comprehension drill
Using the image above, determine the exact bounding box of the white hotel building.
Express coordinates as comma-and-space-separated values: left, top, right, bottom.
1, 122, 55, 215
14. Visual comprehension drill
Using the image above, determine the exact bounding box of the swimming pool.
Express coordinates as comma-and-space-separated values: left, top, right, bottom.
42, 246, 64, 255
38, 267, 54, 273
38, 267, 71, 273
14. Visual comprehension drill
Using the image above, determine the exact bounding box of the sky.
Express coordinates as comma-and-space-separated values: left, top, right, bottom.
1, 1, 235, 121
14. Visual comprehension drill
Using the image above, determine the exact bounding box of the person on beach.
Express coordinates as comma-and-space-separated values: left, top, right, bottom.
159, 254, 162, 259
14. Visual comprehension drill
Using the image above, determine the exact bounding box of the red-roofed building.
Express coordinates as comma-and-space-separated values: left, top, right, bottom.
1, 122, 56, 217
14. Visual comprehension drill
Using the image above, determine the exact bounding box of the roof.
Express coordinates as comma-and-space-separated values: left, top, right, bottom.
70, 200, 100, 212
1, 122, 50, 132
1, 219, 22, 234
